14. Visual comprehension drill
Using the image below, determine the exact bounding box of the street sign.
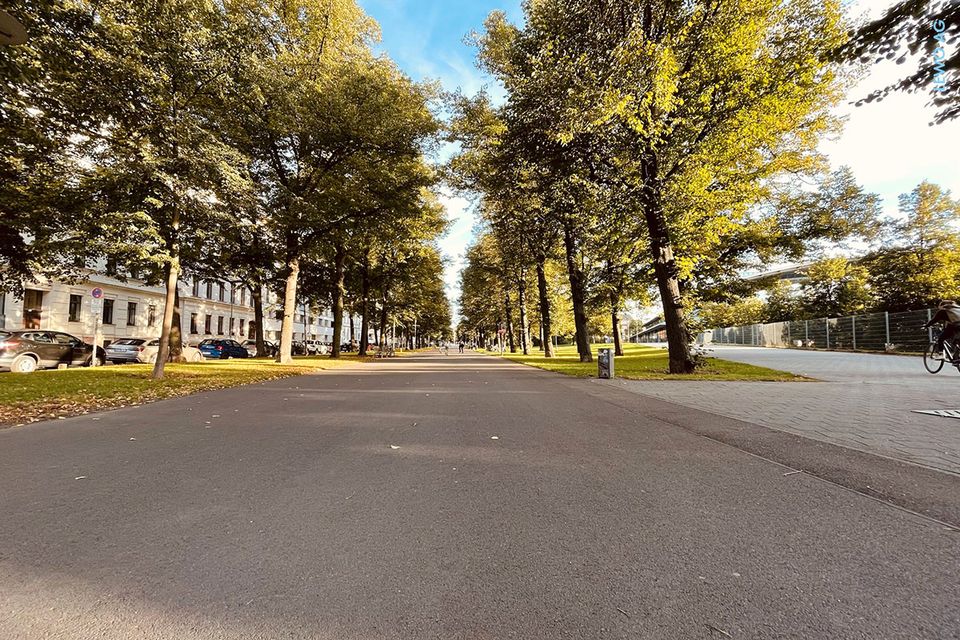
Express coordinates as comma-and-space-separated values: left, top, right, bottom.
91, 287, 103, 299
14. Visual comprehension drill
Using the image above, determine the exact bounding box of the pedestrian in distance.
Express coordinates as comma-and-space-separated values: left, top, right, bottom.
458, 340, 465, 354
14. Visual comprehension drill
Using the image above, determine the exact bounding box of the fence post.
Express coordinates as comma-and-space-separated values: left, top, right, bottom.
805, 320, 809, 343
826, 318, 830, 350
885, 312, 890, 346
928, 309, 933, 344
852, 316, 856, 351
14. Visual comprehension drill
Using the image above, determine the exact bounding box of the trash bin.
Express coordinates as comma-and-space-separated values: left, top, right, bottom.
598, 347, 614, 379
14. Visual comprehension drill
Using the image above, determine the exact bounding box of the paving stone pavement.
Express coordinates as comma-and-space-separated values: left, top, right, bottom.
610, 346, 960, 475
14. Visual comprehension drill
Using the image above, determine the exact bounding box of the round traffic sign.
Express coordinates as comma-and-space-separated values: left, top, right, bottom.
91, 287, 103, 299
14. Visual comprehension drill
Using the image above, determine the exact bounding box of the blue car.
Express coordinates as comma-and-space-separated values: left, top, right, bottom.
198, 338, 250, 360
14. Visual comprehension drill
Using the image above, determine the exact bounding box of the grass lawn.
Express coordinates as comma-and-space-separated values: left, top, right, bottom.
496, 343, 808, 381
0, 355, 368, 427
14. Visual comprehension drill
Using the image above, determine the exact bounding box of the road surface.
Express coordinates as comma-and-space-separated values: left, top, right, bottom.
1, 352, 958, 639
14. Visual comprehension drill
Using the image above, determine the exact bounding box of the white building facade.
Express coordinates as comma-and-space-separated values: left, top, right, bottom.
0, 273, 364, 348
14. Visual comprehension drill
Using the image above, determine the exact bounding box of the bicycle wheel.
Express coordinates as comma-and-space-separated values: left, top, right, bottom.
924, 342, 945, 374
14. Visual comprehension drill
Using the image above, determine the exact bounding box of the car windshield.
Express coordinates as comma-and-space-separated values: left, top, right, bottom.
112, 339, 145, 346
199, 339, 216, 345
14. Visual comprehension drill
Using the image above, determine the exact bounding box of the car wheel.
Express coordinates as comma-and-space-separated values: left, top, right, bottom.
148, 354, 158, 364
11, 354, 38, 373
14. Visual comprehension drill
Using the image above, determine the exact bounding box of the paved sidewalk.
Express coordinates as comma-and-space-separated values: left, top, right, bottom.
614, 346, 960, 474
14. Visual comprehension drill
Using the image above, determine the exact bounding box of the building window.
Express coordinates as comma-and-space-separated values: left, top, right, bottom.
190, 313, 198, 334
275, 310, 283, 321
230, 286, 236, 304
204, 315, 212, 334
239, 319, 246, 336
103, 299, 115, 325
217, 316, 224, 334
229, 317, 235, 335
69, 294, 82, 322
148, 305, 157, 327
219, 283, 226, 302
240, 288, 247, 307
127, 301, 137, 326
192, 280, 200, 296
206, 281, 213, 299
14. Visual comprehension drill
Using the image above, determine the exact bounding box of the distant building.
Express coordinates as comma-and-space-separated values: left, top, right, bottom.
0, 272, 364, 347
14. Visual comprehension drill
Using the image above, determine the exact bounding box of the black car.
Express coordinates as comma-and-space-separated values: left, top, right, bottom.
0, 330, 105, 373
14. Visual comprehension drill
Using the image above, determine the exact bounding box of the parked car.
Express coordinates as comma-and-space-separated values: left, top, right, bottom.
340, 341, 357, 353
138, 339, 204, 364
106, 338, 204, 364
105, 338, 148, 364
0, 330, 105, 373
242, 339, 278, 357
303, 339, 328, 355
197, 338, 250, 359
291, 341, 308, 355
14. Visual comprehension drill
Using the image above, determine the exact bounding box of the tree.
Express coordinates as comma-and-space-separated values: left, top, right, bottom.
763, 280, 803, 322
63, 0, 256, 379
837, 0, 958, 124
0, 2, 155, 297
802, 258, 874, 318
697, 298, 766, 329
863, 181, 960, 310
475, 0, 851, 372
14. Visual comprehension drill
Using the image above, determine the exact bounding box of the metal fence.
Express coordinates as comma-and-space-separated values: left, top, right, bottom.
700, 308, 936, 353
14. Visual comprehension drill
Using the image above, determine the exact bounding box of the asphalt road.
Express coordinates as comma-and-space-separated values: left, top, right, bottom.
1, 352, 958, 639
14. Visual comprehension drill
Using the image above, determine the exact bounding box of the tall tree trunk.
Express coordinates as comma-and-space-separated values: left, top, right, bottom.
276, 256, 299, 364
517, 273, 530, 355
379, 295, 389, 350
610, 290, 623, 357
504, 290, 516, 353
643, 155, 694, 373
252, 285, 267, 357
561, 222, 591, 362
536, 259, 554, 358
359, 255, 371, 356
331, 244, 346, 358
168, 286, 184, 362
349, 307, 356, 344
152, 211, 181, 380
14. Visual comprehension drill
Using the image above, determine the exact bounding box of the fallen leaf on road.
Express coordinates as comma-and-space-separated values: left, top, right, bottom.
129, 437, 137, 441
74, 476, 87, 480
705, 623, 732, 638
490, 436, 499, 440
616, 608, 631, 618
212, 414, 220, 418
390, 445, 400, 450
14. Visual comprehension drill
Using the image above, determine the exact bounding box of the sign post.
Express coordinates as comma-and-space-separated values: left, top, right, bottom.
90, 288, 103, 367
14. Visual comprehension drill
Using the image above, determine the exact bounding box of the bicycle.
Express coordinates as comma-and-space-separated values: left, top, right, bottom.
923, 329, 960, 374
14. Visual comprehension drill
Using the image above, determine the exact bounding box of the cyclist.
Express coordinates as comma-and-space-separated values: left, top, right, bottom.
923, 300, 960, 361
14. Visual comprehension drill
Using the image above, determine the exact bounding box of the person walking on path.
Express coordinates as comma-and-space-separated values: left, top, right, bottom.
458, 340, 465, 354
